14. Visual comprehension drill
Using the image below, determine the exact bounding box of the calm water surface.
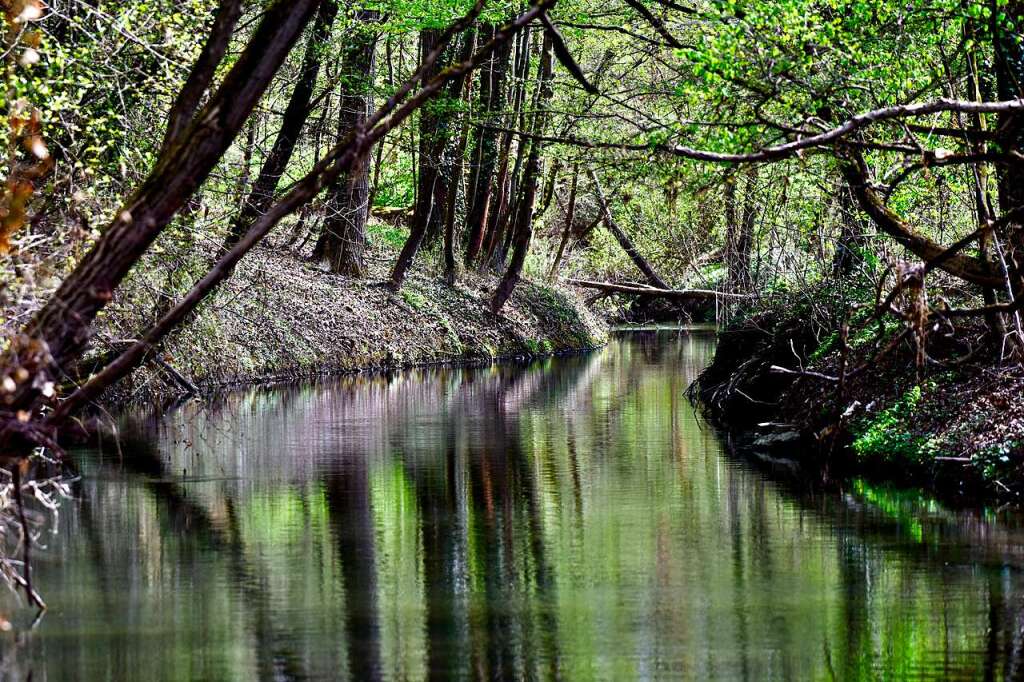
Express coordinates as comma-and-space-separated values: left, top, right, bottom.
9, 330, 1024, 680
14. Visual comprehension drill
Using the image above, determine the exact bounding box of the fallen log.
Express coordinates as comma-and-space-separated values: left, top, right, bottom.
567, 279, 753, 300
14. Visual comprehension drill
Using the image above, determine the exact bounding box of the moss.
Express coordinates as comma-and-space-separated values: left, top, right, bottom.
436, 314, 462, 353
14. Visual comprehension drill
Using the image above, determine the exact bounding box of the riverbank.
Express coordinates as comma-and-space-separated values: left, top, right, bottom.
690, 294, 1024, 504
97, 246, 607, 403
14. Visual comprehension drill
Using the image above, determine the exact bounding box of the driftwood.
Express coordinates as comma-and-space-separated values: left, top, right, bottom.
567, 279, 752, 300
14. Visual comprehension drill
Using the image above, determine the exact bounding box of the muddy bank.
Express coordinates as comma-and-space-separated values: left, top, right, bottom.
690, 297, 1024, 504
99, 248, 607, 403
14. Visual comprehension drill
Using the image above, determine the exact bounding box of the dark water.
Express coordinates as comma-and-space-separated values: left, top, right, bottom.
8, 330, 1024, 680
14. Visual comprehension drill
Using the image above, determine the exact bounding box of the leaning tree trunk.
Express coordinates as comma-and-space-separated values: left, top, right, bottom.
491, 33, 554, 313
2, 0, 321, 417
548, 164, 579, 280
590, 170, 669, 290
224, 0, 340, 247
314, 9, 379, 277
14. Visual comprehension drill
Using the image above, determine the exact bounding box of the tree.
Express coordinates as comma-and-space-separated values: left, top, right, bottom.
491, 31, 554, 312
2, 0, 559, 439
224, 0, 341, 248
314, 7, 380, 277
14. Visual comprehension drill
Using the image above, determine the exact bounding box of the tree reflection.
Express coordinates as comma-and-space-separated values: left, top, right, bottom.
14, 332, 1024, 680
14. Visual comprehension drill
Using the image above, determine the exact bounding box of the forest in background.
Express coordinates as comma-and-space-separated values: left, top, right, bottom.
0, 0, 1023, 605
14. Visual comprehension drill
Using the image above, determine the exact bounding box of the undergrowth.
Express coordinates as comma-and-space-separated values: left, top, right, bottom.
851, 384, 940, 465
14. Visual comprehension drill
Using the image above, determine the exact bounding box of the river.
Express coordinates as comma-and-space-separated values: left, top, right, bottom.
9, 329, 1024, 680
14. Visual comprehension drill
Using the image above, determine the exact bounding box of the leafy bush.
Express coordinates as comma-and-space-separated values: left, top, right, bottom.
852, 385, 939, 464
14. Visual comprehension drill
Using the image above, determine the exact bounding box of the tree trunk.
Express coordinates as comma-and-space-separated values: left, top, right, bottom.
442, 54, 477, 284
314, 9, 379, 277
410, 29, 448, 249
548, 164, 579, 280
491, 33, 554, 313
389, 29, 474, 290
463, 28, 513, 265
6, 0, 321, 414
224, 0, 340, 247
832, 182, 865, 277
537, 160, 561, 218
723, 174, 738, 285
727, 165, 758, 291
994, 0, 1024, 294
480, 27, 531, 269
965, 27, 1005, 338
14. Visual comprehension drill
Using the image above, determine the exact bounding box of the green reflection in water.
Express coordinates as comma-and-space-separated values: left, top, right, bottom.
4, 330, 1024, 680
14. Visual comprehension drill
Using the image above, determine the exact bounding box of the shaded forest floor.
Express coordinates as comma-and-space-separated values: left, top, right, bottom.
691, 294, 1024, 503
99, 245, 607, 403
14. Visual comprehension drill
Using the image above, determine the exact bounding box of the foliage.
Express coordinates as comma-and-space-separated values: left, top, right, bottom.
852, 384, 941, 465
368, 222, 410, 249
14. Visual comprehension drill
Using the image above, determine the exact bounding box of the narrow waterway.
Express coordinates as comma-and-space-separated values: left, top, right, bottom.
10, 329, 1024, 680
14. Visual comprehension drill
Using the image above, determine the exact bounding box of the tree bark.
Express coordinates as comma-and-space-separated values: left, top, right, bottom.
160, 0, 245, 157
965, 27, 1005, 337
548, 164, 579, 279
994, 0, 1024, 294
480, 27, 531, 268
314, 8, 379, 277
839, 151, 1001, 288
442, 45, 477, 283
389, 29, 474, 290
832, 181, 865, 277
463, 27, 513, 265
410, 29, 448, 249
726, 165, 758, 291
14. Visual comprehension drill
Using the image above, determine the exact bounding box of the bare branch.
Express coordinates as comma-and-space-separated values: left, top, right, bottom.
621, 0, 684, 48
540, 11, 598, 94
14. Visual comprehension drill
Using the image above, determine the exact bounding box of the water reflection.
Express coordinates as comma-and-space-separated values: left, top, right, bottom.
7, 330, 1024, 679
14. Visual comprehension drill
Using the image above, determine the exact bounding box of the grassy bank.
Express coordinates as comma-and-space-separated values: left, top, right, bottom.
690, 291, 1024, 503
97, 246, 607, 403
